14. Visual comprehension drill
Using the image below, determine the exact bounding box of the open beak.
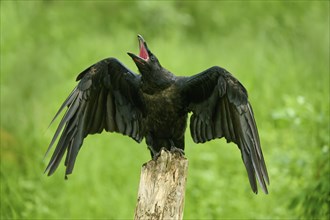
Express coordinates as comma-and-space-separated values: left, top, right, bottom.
127, 34, 150, 65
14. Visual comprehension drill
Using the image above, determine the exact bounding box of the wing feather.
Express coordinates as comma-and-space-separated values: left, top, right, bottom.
105, 93, 116, 132
45, 91, 80, 157
48, 88, 78, 127
214, 102, 223, 138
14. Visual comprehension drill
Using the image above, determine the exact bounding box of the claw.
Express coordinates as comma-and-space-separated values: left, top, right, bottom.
170, 145, 185, 157
152, 147, 167, 160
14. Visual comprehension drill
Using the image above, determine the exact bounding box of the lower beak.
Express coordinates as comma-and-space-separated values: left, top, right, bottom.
127, 52, 146, 65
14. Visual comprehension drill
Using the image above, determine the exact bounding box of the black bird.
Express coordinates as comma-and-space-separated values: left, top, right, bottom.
45, 35, 269, 194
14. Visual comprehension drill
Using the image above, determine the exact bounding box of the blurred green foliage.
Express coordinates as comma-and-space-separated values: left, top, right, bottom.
1, 1, 329, 219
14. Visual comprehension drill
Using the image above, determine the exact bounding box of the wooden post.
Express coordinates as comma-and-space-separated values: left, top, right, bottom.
134, 150, 188, 220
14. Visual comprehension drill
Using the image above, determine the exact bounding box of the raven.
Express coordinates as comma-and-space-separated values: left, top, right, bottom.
44, 35, 269, 194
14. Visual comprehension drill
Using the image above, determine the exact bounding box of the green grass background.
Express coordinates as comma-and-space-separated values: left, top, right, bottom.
1, 1, 329, 219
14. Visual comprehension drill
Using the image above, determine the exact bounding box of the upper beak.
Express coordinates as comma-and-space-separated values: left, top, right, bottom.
137, 34, 145, 44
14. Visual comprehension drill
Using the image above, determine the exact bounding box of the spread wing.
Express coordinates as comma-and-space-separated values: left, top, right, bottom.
44, 58, 144, 177
181, 66, 269, 194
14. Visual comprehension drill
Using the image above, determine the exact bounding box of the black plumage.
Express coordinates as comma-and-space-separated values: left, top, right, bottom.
45, 35, 269, 194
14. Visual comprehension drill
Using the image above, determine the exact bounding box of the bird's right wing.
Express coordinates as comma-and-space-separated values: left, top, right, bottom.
44, 58, 145, 177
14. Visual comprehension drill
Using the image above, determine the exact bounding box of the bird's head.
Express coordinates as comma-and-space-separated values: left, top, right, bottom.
127, 35, 162, 74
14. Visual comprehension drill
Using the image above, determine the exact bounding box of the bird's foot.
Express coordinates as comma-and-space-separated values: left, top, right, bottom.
170, 146, 185, 157
152, 147, 167, 161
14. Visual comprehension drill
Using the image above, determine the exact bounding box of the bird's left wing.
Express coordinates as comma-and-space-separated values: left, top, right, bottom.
180, 66, 269, 194
44, 58, 144, 177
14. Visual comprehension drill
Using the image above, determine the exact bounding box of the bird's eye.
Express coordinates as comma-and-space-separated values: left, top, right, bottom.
150, 56, 155, 61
